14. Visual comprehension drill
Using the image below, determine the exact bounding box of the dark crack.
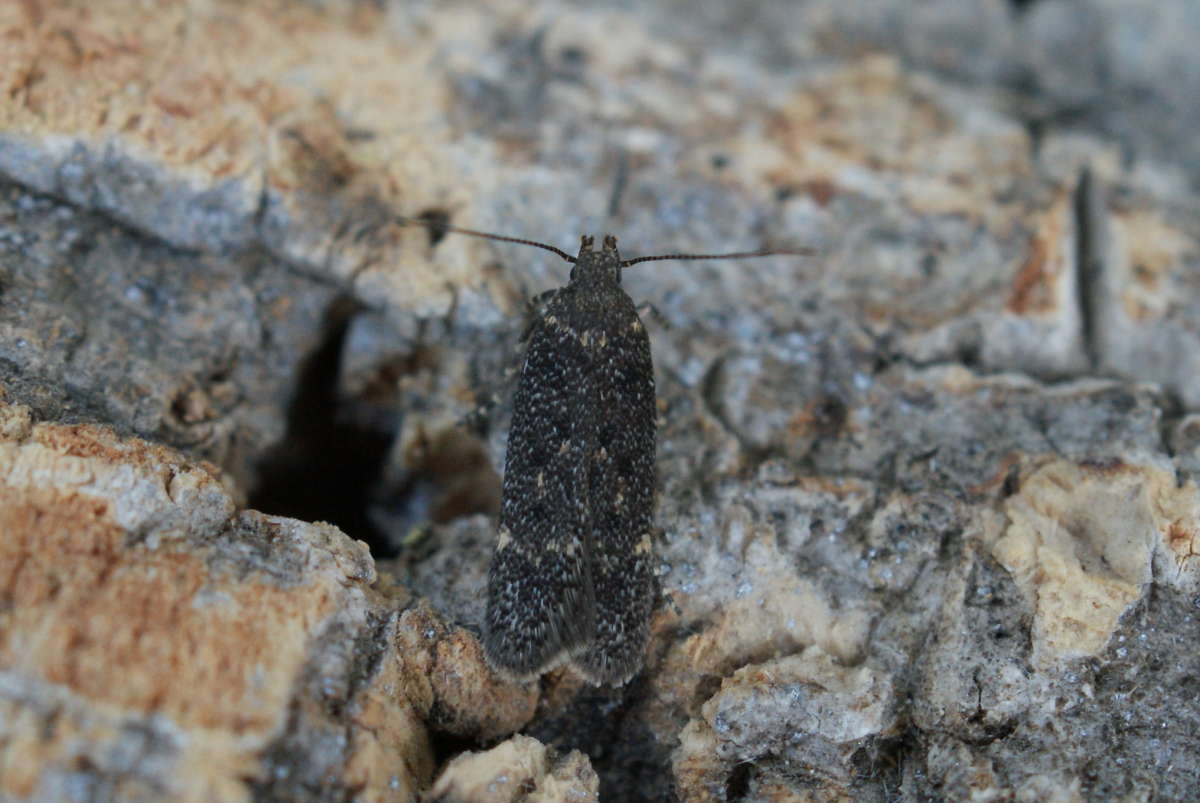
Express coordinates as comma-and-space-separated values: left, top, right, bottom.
1072, 165, 1102, 371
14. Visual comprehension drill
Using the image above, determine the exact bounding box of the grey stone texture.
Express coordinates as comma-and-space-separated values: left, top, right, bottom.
1, 1, 1198, 801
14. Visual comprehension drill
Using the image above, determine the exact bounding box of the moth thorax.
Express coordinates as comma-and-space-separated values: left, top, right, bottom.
570, 233, 623, 286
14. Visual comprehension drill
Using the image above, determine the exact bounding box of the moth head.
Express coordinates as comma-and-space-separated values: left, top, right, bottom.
570, 234, 623, 285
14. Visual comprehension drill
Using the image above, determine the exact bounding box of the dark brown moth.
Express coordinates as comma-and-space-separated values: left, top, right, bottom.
399, 216, 806, 685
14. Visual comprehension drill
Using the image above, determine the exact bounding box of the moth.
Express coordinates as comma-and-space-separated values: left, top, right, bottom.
400, 216, 804, 685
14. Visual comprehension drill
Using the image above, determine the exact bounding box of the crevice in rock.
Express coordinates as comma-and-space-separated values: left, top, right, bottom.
606, 148, 631, 220
249, 607, 403, 800
725, 760, 752, 800
1155, 388, 1185, 462
1023, 115, 1047, 161
1008, 0, 1043, 15
1072, 165, 1102, 371
526, 677, 673, 802
850, 733, 910, 798
699, 354, 746, 443
427, 729, 479, 781
249, 296, 393, 551
697, 352, 778, 469
340, 610, 396, 715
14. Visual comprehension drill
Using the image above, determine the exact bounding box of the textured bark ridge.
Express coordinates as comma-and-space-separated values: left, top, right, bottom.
2, 1, 1200, 801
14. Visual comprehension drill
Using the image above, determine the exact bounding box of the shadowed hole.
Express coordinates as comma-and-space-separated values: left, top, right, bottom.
249, 296, 392, 551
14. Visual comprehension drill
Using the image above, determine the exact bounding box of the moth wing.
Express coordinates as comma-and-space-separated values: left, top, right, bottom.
484, 312, 598, 678
571, 303, 657, 686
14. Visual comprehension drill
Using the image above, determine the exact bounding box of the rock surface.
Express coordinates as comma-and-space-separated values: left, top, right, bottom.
428, 734, 599, 803
0, 402, 536, 801
2, 1, 1199, 801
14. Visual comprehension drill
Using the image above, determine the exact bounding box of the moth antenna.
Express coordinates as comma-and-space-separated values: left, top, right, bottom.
396, 215, 576, 263
621, 247, 814, 268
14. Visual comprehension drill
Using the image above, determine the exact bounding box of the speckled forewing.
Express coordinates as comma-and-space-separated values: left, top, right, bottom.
570, 292, 657, 686
484, 303, 599, 678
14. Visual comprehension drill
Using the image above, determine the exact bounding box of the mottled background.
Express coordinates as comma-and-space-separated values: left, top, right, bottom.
1, 1, 1198, 801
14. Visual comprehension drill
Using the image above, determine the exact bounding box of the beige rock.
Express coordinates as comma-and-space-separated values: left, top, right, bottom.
0, 402, 432, 801
395, 602, 537, 742
985, 458, 1200, 666
760, 56, 1086, 377
0, 0, 483, 315
1096, 202, 1200, 406
427, 734, 598, 803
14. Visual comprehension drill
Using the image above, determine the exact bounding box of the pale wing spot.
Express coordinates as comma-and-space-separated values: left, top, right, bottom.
634, 533, 653, 555
630, 319, 643, 333
595, 447, 608, 461
558, 440, 571, 454
536, 470, 545, 489
496, 528, 513, 551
